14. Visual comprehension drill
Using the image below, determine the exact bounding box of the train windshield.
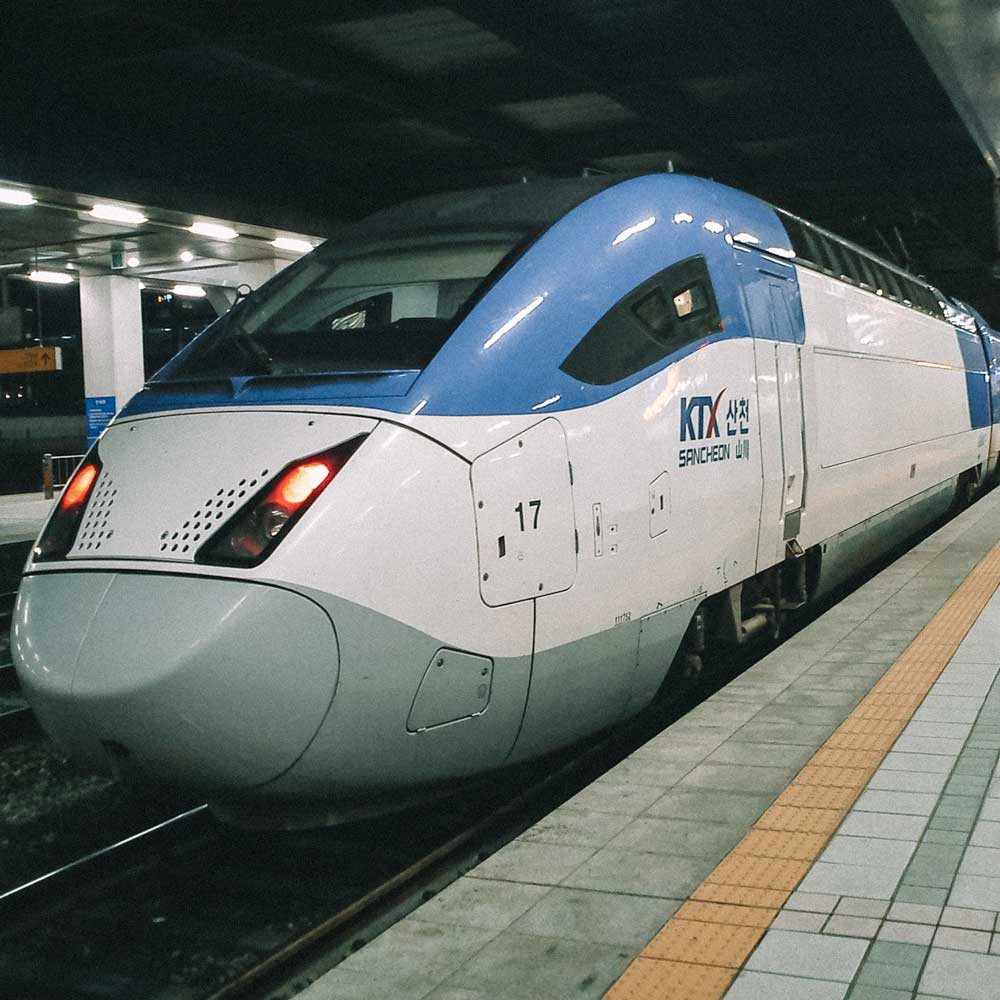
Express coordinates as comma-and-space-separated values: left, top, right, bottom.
153, 234, 522, 382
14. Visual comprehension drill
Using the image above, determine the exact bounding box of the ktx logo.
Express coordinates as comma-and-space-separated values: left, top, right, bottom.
680, 389, 725, 442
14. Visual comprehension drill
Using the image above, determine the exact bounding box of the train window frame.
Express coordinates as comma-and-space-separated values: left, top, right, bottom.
560, 254, 722, 387
775, 209, 944, 320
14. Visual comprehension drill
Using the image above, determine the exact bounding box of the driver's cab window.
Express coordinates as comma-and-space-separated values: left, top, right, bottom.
560, 255, 721, 386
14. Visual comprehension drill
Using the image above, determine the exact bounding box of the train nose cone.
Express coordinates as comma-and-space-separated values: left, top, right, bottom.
14, 573, 338, 790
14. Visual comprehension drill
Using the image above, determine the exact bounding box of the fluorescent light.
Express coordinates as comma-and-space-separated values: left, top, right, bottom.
189, 221, 237, 240
89, 203, 148, 224
172, 283, 206, 298
272, 237, 314, 254
0, 187, 36, 207
127, 256, 140, 268
179, 250, 194, 263
29, 270, 74, 285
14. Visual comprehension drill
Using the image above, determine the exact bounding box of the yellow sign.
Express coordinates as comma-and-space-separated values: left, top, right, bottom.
0, 346, 63, 373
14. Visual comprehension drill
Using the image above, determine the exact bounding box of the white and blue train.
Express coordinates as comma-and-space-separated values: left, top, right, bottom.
13, 174, 1000, 824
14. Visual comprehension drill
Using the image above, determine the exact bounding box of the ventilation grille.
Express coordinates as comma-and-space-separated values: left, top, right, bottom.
160, 467, 271, 556
75, 472, 117, 553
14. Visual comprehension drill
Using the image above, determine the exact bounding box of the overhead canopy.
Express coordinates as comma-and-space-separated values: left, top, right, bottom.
0, 1, 997, 319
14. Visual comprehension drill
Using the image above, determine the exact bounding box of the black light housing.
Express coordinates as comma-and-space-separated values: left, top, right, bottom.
196, 434, 367, 567
34, 451, 102, 561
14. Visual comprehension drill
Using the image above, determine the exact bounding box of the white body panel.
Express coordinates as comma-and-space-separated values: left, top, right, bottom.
795, 268, 982, 551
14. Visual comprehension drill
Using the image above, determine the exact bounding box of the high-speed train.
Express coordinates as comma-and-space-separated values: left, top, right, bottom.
13, 174, 1000, 825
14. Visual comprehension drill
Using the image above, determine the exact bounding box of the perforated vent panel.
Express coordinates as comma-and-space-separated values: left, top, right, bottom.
59, 409, 377, 562
160, 468, 271, 556
73, 471, 117, 554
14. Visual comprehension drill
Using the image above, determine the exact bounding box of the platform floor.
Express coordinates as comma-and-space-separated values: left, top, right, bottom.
297, 488, 1000, 1000
0, 492, 52, 545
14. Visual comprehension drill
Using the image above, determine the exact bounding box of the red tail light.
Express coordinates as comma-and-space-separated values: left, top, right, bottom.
34, 455, 103, 561
196, 435, 367, 567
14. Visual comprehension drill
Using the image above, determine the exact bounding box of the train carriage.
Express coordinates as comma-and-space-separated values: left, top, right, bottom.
12, 173, 1000, 824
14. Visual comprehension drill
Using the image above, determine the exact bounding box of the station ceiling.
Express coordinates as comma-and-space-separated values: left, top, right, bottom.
1, 0, 998, 320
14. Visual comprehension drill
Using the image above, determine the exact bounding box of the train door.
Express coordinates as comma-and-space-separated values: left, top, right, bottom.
743, 260, 806, 570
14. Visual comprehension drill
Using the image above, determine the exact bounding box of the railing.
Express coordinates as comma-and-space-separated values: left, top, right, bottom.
41, 453, 86, 499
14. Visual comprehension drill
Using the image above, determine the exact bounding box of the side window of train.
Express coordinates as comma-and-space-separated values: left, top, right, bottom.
560, 255, 721, 386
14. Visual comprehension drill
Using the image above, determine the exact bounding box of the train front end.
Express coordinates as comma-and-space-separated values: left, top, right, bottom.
11, 216, 547, 823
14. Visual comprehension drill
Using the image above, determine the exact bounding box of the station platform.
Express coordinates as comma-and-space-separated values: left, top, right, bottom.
0, 492, 52, 545
299, 488, 1000, 1000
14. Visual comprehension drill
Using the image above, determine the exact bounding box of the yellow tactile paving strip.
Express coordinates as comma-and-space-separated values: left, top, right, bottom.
604, 539, 1000, 1000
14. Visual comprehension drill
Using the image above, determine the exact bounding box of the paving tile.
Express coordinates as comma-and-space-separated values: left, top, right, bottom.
601, 757, 694, 788
707, 741, 816, 768
338, 920, 498, 980
677, 762, 799, 794
918, 946, 1000, 999
836, 897, 889, 918
894, 886, 950, 906
958, 845, 1000, 877
295, 966, 450, 1000
820, 835, 917, 869
932, 926, 991, 953
469, 840, 594, 885
421, 989, 491, 1000
846, 985, 914, 1000
893, 736, 967, 755
904, 722, 973, 740
948, 873, 1000, 911
446, 930, 632, 999
798, 861, 905, 899
867, 940, 928, 967
633, 734, 728, 763
517, 807, 633, 849
940, 906, 996, 930
644, 788, 773, 825
855, 790, 939, 816
877, 921, 935, 946
823, 915, 881, 938
509, 887, 676, 947
933, 795, 982, 821
421, 988, 491, 1000
836, 811, 928, 841
560, 847, 713, 899
785, 891, 840, 914
564, 780, 667, 816
886, 902, 942, 924
413, 878, 551, 932
867, 770, 949, 794
604, 816, 744, 859
723, 970, 849, 999
744, 928, 868, 981
733, 721, 838, 745
772, 909, 827, 931
922, 828, 969, 846
946, 774, 991, 796
881, 752, 956, 774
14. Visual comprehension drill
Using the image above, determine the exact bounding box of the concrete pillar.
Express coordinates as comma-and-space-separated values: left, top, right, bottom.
79, 274, 144, 445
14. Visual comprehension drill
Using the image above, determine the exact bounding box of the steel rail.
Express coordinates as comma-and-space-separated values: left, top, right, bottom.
0, 805, 211, 921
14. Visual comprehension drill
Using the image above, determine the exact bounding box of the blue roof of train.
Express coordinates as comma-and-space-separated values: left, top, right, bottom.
122, 174, 789, 420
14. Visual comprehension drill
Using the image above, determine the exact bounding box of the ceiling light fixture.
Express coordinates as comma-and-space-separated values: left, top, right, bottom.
127, 255, 140, 268
272, 237, 313, 254
172, 283, 207, 298
29, 269, 74, 285
179, 250, 194, 263
89, 204, 148, 225
189, 221, 237, 240
0, 187, 36, 207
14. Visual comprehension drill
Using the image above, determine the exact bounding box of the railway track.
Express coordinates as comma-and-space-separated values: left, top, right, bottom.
0, 673, 712, 1000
